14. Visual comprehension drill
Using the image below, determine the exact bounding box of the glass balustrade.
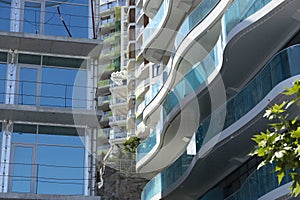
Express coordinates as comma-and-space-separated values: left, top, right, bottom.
216, 163, 291, 200
139, 1, 293, 198
136, 128, 157, 162
174, 0, 220, 49
143, 0, 169, 44
141, 43, 300, 200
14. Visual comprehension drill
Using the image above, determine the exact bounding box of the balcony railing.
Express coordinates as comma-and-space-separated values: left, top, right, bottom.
110, 80, 127, 89
110, 97, 127, 106
3, 162, 87, 195
136, 100, 146, 117
109, 115, 127, 123
139, 42, 300, 200
98, 79, 110, 88
100, 111, 113, 121
224, 163, 292, 200
136, 128, 158, 163
135, 7, 144, 19
0, 79, 92, 109
174, 0, 220, 49
110, 131, 127, 140
98, 128, 111, 138
100, 18, 115, 27
101, 63, 121, 72
104, 159, 136, 173
143, 0, 169, 44
98, 95, 111, 105
100, 32, 121, 43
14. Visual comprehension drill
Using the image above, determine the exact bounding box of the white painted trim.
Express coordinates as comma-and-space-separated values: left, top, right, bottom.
258, 182, 292, 200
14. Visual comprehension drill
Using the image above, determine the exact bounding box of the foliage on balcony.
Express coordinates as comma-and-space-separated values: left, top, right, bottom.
98, 79, 110, 88
123, 136, 141, 153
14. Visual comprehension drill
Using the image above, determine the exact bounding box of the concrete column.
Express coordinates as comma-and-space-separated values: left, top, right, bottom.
0, 121, 13, 192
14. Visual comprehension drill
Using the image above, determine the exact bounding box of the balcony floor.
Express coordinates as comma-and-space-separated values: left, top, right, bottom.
0, 31, 101, 57
0, 104, 100, 128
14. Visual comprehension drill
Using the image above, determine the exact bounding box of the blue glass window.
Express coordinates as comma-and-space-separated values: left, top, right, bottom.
0, 2, 11, 31
0, 64, 6, 104
37, 145, 84, 195
11, 146, 34, 193
10, 125, 85, 195
41, 67, 87, 108
18, 67, 38, 106
23, 2, 42, 34
12, 124, 37, 144
44, 3, 88, 38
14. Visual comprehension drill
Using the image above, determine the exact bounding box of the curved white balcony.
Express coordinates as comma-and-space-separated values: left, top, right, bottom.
135, 62, 151, 80
135, 78, 150, 99
137, 0, 300, 173
143, 0, 229, 128
109, 115, 127, 126
142, 0, 205, 63
143, 0, 163, 18
109, 97, 127, 114
141, 42, 300, 199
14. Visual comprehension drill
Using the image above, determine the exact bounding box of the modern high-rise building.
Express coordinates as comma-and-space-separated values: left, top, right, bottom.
0, 0, 102, 199
135, 0, 300, 199
96, 0, 148, 199
96, 0, 134, 170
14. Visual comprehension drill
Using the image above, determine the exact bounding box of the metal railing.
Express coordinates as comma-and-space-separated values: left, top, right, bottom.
2, 162, 88, 195
109, 115, 127, 123
0, 78, 93, 109
109, 131, 127, 139
110, 97, 127, 105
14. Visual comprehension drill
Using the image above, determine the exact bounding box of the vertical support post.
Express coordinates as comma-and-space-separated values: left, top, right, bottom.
6, 50, 17, 105
35, 164, 39, 194
86, 59, 92, 110
90, 128, 97, 196
10, 0, 21, 32
0, 121, 13, 192
88, 0, 95, 39
88, 58, 98, 111
83, 128, 90, 196
40, 1, 45, 34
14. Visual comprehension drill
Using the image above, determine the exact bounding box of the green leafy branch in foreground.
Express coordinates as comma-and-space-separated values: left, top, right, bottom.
250, 79, 300, 196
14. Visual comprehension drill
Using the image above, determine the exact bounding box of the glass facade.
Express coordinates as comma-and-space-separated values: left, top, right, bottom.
0, 52, 89, 109
9, 124, 85, 195
0, 0, 90, 38
0, 0, 96, 198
